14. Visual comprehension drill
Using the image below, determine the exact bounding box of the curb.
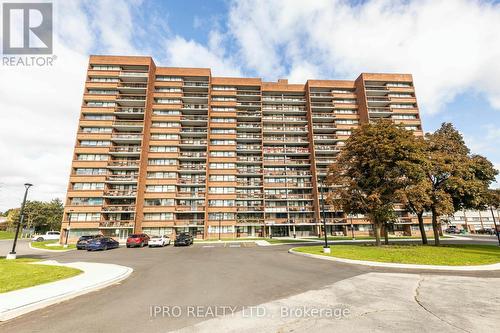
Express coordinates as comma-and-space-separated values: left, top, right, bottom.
288, 248, 500, 271
28, 242, 76, 252
0, 261, 133, 321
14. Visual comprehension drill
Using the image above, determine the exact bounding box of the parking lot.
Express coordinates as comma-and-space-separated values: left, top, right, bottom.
0, 238, 499, 332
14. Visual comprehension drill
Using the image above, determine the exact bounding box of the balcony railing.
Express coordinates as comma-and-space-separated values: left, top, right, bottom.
106, 174, 138, 182
108, 160, 140, 167
102, 205, 136, 212
111, 133, 143, 140
109, 146, 141, 153
115, 107, 144, 114
103, 190, 137, 197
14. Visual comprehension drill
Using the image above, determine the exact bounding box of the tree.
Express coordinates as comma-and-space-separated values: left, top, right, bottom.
425, 123, 498, 245
327, 120, 425, 246
396, 179, 433, 244
4, 199, 64, 233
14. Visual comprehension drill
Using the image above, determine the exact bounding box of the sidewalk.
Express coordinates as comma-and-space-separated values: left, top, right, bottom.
0, 261, 133, 321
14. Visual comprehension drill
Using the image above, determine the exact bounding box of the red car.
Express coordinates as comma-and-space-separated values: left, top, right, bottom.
126, 233, 150, 248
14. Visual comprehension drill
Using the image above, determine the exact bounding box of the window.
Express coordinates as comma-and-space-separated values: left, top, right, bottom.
147, 172, 176, 179
209, 187, 235, 194
208, 200, 235, 207
81, 127, 112, 133
89, 77, 119, 82
210, 151, 236, 157
74, 168, 107, 175
335, 119, 358, 124
334, 109, 357, 114
211, 129, 236, 134
91, 65, 120, 71
208, 213, 235, 220
86, 101, 116, 107
73, 182, 105, 190
77, 154, 108, 161
392, 114, 417, 120
209, 163, 235, 169
144, 198, 175, 206
153, 110, 180, 115
331, 89, 353, 94
212, 86, 236, 91
87, 90, 117, 95
155, 99, 182, 104
83, 115, 114, 120
336, 130, 351, 135
211, 118, 236, 123
80, 140, 111, 146
149, 145, 178, 152
70, 197, 103, 206
210, 140, 236, 145
208, 225, 235, 233
212, 97, 236, 101
68, 213, 100, 221
148, 159, 177, 166
146, 185, 175, 192
144, 213, 174, 220
152, 122, 181, 128
150, 134, 179, 141
209, 175, 236, 182
156, 76, 182, 81
391, 104, 415, 109
155, 87, 182, 92
386, 82, 412, 87
212, 107, 236, 112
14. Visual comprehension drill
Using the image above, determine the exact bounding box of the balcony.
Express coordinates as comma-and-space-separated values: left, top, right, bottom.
102, 205, 136, 212
176, 191, 206, 198
119, 71, 148, 82
310, 102, 334, 110
108, 160, 140, 169
178, 152, 207, 159
109, 146, 141, 155
115, 107, 145, 119
176, 205, 205, 212
111, 133, 143, 143
118, 83, 147, 93
183, 81, 209, 88
116, 95, 146, 107
103, 190, 137, 197
99, 220, 135, 228
177, 178, 206, 185
112, 120, 144, 130
105, 174, 138, 182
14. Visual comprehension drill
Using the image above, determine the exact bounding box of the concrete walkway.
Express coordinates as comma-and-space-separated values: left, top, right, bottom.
176, 273, 500, 332
0, 260, 133, 321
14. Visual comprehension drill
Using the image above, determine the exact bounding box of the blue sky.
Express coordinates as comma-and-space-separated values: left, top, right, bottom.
0, 0, 499, 209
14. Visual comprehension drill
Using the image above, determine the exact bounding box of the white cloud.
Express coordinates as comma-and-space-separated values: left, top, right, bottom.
226, 0, 500, 114
0, 0, 141, 210
162, 34, 242, 76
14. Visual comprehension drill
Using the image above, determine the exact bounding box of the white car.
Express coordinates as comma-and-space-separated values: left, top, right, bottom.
148, 235, 171, 247
32, 231, 61, 242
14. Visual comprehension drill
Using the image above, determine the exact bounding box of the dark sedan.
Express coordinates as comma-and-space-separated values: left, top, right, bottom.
76, 235, 103, 250
87, 237, 120, 251
174, 233, 194, 246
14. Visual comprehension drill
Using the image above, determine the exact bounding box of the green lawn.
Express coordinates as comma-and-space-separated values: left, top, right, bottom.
0, 230, 14, 240
0, 258, 82, 293
293, 244, 500, 266
322, 235, 451, 241
31, 240, 76, 250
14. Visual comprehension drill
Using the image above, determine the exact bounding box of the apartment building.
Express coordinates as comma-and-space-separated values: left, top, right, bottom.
61, 55, 423, 241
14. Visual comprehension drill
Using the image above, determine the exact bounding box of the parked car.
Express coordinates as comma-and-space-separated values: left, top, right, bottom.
174, 233, 193, 246
444, 226, 461, 234
148, 235, 171, 247
86, 237, 119, 251
477, 228, 496, 235
76, 235, 103, 250
31, 231, 60, 242
126, 233, 150, 248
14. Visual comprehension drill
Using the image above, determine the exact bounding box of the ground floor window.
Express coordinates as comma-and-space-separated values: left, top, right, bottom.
208, 226, 234, 233
143, 227, 173, 236
69, 229, 99, 237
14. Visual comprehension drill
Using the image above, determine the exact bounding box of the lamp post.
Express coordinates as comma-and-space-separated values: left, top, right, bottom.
350, 215, 355, 240
491, 207, 500, 246
64, 209, 73, 248
7, 183, 33, 260
218, 215, 222, 242
320, 184, 330, 253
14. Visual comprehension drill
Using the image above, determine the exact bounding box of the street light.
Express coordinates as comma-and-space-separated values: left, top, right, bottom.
490, 206, 500, 246
7, 183, 33, 260
64, 209, 74, 248
320, 184, 330, 253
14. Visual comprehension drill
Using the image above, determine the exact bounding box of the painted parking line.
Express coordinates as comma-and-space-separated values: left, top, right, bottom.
202, 245, 216, 248
229, 244, 241, 248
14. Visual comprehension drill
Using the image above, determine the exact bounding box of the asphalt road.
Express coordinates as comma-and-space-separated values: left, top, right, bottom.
0, 238, 499, 333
